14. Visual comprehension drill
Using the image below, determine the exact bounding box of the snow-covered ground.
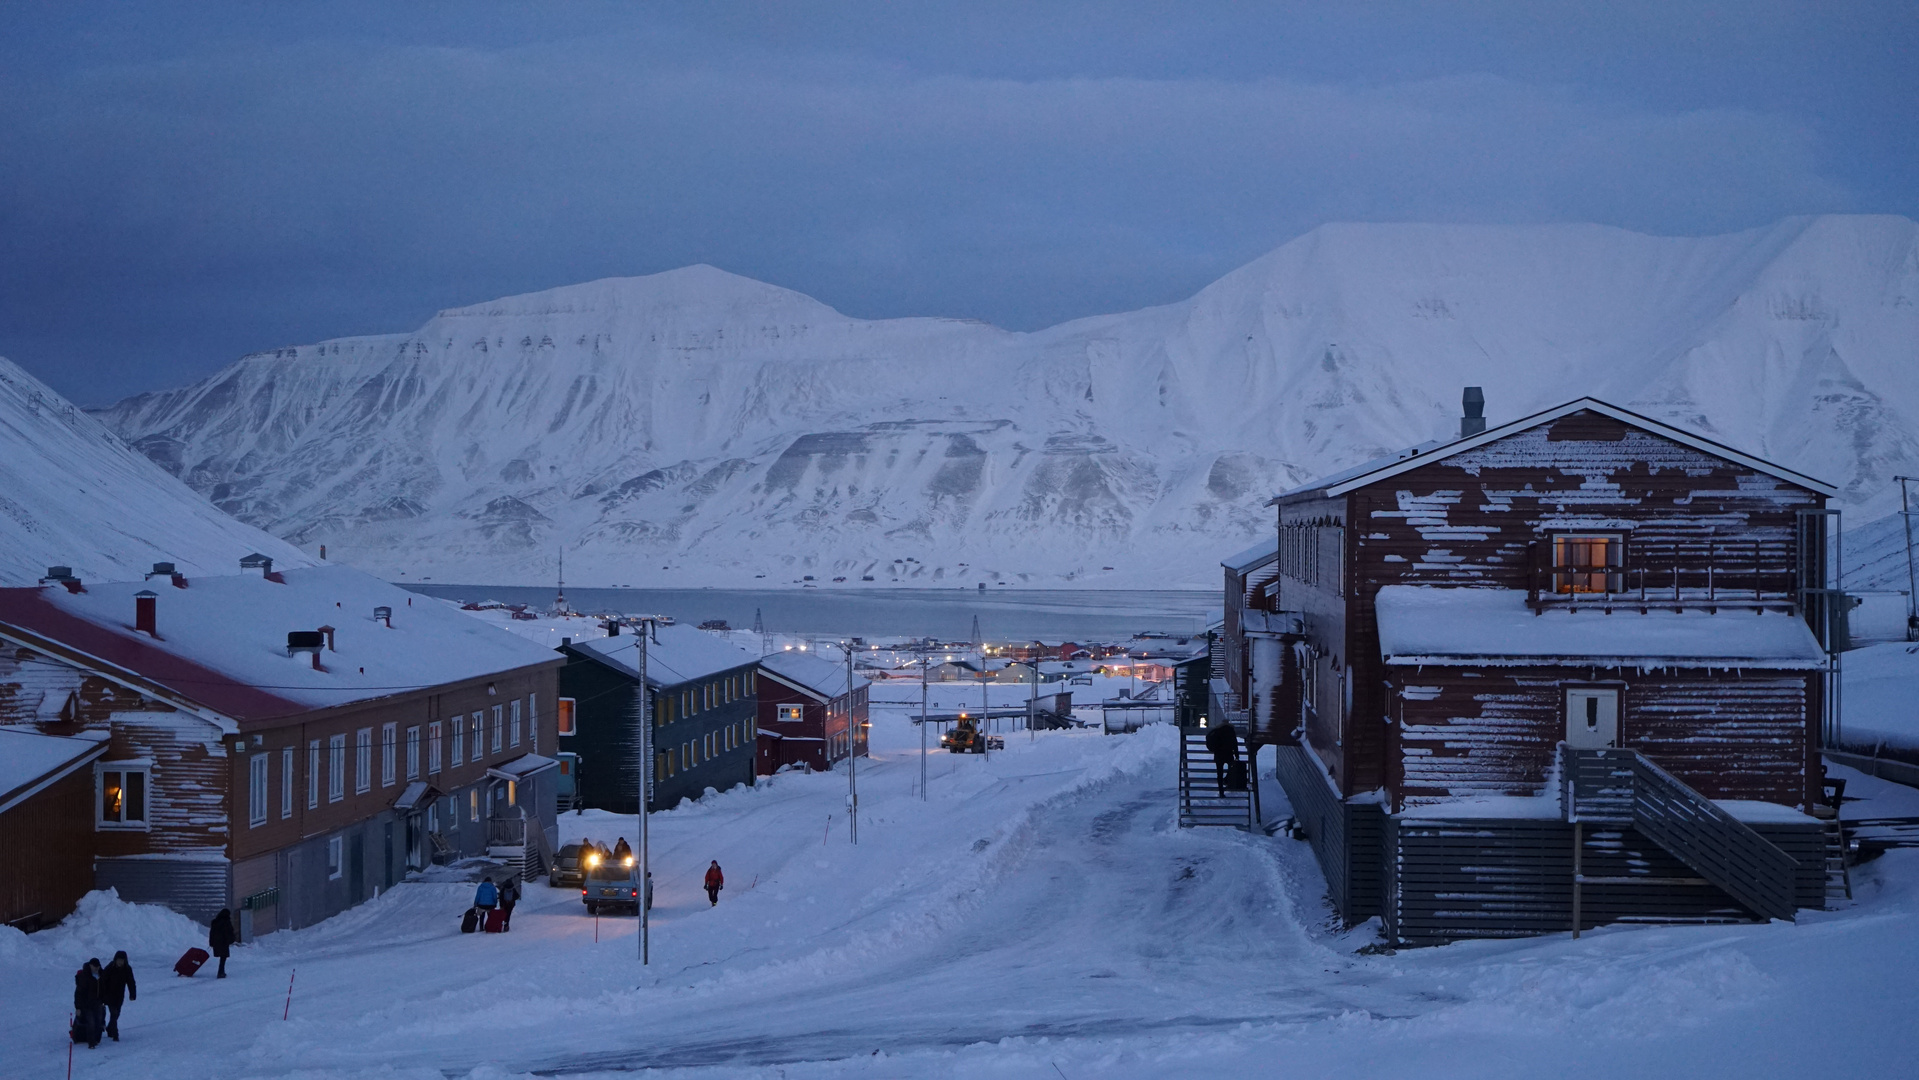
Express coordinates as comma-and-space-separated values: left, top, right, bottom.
7, 702, 1919, 1079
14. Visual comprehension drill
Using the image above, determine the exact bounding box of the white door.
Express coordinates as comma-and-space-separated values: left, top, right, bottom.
1564, 688, 1619, 748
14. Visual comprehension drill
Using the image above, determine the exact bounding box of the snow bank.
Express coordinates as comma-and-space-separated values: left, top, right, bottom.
0, 888, 207, 966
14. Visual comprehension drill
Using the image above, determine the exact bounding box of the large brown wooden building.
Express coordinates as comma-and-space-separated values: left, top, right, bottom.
755, 648, 869, 774
1236, 395, 1844, 944
0, 559, 561, 934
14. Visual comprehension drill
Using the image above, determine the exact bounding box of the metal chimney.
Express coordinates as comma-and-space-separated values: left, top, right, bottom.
374, 605, 392, 628
1460, 387, 1487, 438
135, 590, 158, 636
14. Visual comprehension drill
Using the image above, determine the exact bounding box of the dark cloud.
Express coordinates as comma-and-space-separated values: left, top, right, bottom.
0, 2, 1912, 404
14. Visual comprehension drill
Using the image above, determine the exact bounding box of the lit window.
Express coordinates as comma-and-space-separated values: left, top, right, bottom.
557, 697, 577, 736
1553, 533, 1624, 594
777, 704, 804, 723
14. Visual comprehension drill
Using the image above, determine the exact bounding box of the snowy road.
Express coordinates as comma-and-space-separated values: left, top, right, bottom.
7, 719, 1919, 1079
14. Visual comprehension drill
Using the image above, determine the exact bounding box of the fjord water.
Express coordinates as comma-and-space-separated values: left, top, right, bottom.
401, 584, 1217, 642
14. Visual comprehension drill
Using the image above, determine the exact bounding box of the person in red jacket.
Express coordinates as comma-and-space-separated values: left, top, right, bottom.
703, 861, 724, 906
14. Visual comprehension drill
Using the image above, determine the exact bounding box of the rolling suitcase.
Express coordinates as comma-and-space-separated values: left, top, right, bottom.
1224, 758, 1248, 792
460, 907, 479, 934
174, 947, 210, 977
483, 907, 507, 933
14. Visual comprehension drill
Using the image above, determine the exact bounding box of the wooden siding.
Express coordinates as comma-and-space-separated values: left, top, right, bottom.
1390, 668, 1815, 810
1319, 410, 1824, 803
1274, 495, 1350, 789
1271, 744, 1383, 922
1384, 816, 1825, 947
557, 647, 755, 813
0, 764, 96, 929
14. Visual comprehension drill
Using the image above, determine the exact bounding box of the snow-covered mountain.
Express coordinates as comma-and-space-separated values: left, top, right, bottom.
0, 356, 312, 587
92, 215, 1919, 589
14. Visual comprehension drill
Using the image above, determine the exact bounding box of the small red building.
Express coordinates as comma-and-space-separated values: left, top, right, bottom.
755, 650, 869, 774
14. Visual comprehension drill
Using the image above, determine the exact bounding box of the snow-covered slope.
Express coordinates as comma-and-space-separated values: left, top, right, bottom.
0, 357, 312, 587
93, 215, 1919, 588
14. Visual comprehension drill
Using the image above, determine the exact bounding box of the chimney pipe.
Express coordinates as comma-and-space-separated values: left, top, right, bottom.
319, 544, 327, 560
135, 590, 158, 636
1460, 386, 1486, 438
319, 625, 336, 651
374, 605, 392, 628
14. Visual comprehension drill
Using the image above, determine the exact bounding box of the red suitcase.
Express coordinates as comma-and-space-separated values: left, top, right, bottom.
483, 908, 507, 933
174, 947, 210, 977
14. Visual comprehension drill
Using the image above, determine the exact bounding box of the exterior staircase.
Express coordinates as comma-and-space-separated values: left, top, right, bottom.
1179, 727, 1254, 830
1561, 746, 1798, 923
1823, 818, 1853, 906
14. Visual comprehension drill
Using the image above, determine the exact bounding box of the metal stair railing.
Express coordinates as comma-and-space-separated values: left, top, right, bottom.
1179, 729, 1253, 830
1561, 746, 1798, 923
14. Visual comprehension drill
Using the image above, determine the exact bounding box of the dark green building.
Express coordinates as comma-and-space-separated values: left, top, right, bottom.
557, 624, 759, 813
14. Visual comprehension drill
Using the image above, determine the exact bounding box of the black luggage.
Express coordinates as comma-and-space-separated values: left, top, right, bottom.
460, 907, 479, 934
1224, 758, 1248, 792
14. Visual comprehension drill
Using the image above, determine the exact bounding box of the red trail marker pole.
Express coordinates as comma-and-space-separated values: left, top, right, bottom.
823, 814, 831, 846
283, 968, 296, 1020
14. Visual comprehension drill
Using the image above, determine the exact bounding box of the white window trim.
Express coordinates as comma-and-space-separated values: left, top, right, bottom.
428, 721, 443, 774
451, 714, 465, 767
307, 740, 321, 809
281, 746, 294, 820
328, 734, 346, 802
355, 728, 372, 794
491, 704, 504, 753
381, 723, 397, 787
509, 699, 522, 748
327, 835, 344, 880
248, 753, 269, 827
406, 725, 421, 780
94, 760, 153, 832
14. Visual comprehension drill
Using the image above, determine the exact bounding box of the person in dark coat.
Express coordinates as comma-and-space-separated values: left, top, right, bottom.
612, 837, 633, 863
703, 861, 724, 907
1204, 719, 1241, 790
72, 958, 104, 1048
100, 950, 136, 1041
209, 909, 236, 978
497, 876, 519, 931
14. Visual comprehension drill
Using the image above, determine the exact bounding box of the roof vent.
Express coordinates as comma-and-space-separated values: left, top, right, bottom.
287, 630, 326, 671
240, 553, 273, 577
135, 590, 158, 636
374, 605, 392, 628
42, 565, 74, 582
1460, 386, 1486, 438
147, 562, 177, 579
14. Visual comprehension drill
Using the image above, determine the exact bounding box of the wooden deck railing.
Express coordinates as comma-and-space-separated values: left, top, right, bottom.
1561, 746, 1798, 922
1528, 539, 1797, 613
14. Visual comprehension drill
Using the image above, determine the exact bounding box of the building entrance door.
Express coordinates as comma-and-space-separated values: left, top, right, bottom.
1565, 688, 1619, 748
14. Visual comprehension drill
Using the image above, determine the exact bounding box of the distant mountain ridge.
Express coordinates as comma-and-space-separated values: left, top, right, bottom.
0, 356, 312, 587
92, 215, 1919, 589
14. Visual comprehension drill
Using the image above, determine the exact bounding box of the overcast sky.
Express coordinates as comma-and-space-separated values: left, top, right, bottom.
2, 2, 1914, 405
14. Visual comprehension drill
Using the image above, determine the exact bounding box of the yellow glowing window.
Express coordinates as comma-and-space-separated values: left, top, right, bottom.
1554, 534, 1622, 593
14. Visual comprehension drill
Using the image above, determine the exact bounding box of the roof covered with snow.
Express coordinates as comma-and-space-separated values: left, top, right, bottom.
1273, 398, 1837, 504
1221, 538, 1278, 574
0, 727, 109, 813
0, 565, 561, 722
1374, 586, 1829, 669
569, 624, 757, 688
758, 649, 869, 700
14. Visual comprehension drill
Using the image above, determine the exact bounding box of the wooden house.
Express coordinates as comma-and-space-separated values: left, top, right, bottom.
556, 623, 758, 812
754, 649, 870, 774
0, 559, 562, 935
1254, 394, 1842, 945
0, 728, 109, 930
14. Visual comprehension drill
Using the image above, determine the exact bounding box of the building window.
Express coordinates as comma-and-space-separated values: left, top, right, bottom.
428, 722, 443, 774
492, 704, 504, 752
281, 747, 294, 819
469, 789, 480, 821
777, 704, 803, 723
307, 740, 321, 808
510, 699, 522, 748
249, 754, 269, 827
327, 836, 343, 880
406, 726, 421, 780
328, 735, 346, 802
557, 697, 577, 736
1553, 533, 1624, 594
451, 714, 465, 767
355, 728, 372, 793
381, 723, 397, 787
528, 693, 539, 744
96, 764, 150, 828
656, 752, 668, 781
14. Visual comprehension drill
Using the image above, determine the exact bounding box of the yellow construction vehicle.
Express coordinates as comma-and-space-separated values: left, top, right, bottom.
940, 714, 1004, 754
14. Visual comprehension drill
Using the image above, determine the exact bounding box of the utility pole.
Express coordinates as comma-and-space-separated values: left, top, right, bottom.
637, 619, 651, 965
846, 640, 858, 844
1901, 477, 1919, 641
980, 666, 990, 760
1028, 659, 1038, 742
920, 647, 929, 800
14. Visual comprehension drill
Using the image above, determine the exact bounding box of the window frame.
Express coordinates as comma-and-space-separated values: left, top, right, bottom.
557, 696, 577, 736
428, 721, 443, 774
328, 734, 346, 802
248, 752, 269, 827
281, 746, 295, 820
307, 740, 321, 809
777, 704, 804, 723
327, 836, 343, 880
509, 698, 522, 748
491, 704, 504, 753
1550, 531, 1626, 595
451, 713, 465, 767
95, 761, 151, 831
355, 728, 373, 794
406, 725, 421, 780
381, 722, 397, 787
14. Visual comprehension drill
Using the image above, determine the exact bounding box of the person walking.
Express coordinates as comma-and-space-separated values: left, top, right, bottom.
100, 951, 136, 1041
72, 958, 104, 1048
208, 909, 236, 979
497, 875, 519, 932
474, 876, 499, 914
1204, 718, 1241, 791
703, 861, 724, 907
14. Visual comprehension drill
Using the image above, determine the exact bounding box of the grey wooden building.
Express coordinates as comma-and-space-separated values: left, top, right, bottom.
1249, 393, 1843, 945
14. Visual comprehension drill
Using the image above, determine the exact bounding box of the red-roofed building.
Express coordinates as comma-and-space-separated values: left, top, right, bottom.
0, 558, 562, 935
